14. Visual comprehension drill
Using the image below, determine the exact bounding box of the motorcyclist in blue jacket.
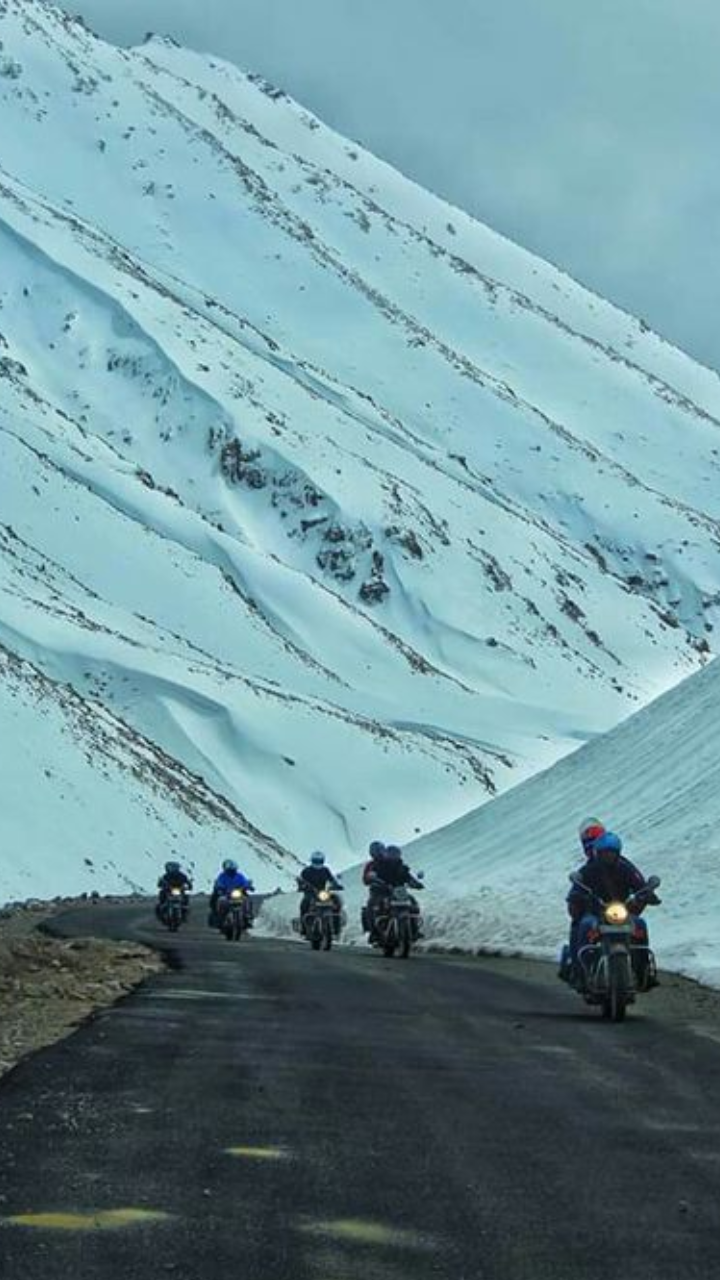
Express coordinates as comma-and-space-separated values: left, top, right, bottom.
209, 859, 255, 928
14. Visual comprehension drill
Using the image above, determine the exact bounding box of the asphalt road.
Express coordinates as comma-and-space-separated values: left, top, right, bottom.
1, 904, 720, 1280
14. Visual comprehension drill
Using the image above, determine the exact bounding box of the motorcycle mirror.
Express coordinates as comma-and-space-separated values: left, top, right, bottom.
646, 875, 661, 890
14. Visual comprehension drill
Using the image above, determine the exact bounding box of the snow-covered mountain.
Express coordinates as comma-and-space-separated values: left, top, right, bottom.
0, 644, 294, 900
2, 0, 720, 896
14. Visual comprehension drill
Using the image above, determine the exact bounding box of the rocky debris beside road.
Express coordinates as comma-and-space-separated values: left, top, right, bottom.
0, 900, 163, 1081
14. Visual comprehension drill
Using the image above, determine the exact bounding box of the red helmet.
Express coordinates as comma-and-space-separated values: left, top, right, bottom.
578, 817, 606, 855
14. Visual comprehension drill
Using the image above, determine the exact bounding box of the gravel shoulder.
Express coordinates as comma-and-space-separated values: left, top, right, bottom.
0, 900, 163, 1080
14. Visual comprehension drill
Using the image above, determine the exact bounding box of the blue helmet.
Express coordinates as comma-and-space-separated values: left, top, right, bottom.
368, 840, 386, 859
594, 831, 622, 861
310, 851, 325, 866
222, 859, 238, 873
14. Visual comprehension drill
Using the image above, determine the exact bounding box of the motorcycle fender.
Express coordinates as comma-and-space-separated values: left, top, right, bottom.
606, 942, 630, 957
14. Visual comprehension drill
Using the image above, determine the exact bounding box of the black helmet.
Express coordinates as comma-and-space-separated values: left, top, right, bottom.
165, 860, 181, 873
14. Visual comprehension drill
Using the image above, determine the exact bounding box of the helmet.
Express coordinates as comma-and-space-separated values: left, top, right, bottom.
368, 840, 386, 859
385, 845, 402, 861
310, 851, 325, 866
593, 831, 622, 862
222, 859, 238, 873
165, 860, 180, 873
578, 817, 606, 855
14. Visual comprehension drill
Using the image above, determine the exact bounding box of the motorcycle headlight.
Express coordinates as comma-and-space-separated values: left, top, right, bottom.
170, 888, 182, 896
230, 889, 243, 900
318, 891, 331, 902
604, 902, 629, 925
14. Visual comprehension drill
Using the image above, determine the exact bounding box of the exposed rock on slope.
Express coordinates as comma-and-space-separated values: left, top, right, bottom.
2, 0, 720, 888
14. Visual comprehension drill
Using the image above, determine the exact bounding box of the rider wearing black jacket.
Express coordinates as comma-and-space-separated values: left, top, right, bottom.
568, 831, 659, 986
156, 860, 192, 919
369, 845, 424, 940
298, 853, 343, 931
571, 849, 658, 914
372, 846, 423, 891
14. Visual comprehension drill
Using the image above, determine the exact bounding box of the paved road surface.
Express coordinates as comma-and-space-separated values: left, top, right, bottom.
1, 903, 720, 1279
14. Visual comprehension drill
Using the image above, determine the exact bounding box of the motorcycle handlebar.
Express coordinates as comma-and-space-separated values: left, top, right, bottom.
568, 872, 662, 905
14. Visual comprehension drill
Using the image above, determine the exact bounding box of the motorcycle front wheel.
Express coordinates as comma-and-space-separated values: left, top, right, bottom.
603, 952, 630, 1022
383, 927, 397, 959
399, 916, 412, 959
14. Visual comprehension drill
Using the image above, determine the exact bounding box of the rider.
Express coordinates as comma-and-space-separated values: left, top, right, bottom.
370, 845, 424, 937
156, 859, 192, 919
361, 840, 387, 939
560, 819, 606, 976
297, 852, 344, 936
578, 817, 606, 860
362, 840, 387, 884
568, 831, 659, 988
209, 859, 255, 928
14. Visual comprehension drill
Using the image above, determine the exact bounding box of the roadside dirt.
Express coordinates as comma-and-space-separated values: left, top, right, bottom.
0, 902, 163, 1080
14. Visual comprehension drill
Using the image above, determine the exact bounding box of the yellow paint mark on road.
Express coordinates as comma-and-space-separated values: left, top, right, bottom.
300, 1218, 430, 1249
4, 1208, 171, 1232
225, 1146, 288, 1160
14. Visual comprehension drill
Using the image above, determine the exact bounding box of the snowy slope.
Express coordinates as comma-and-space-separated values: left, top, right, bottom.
397, 655, 720, 988
263, 622, 720, 991
0, 644, 295, 901
2, 1, 720, 894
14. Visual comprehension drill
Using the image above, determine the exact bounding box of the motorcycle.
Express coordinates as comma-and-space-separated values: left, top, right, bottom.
158, 887, 188, 932
299, 886, 344, 951
567, 872, 661, 1021
217, 888, 251, 942
375, 884, 423, 958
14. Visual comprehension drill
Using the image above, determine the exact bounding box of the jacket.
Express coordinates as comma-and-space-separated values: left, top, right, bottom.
373, 860, 423, 891
362, 857, 385, 886
158, 870, 192, 893
213, 870, 254, 896
299, 866, 342, 893
568, 855, 651, 918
